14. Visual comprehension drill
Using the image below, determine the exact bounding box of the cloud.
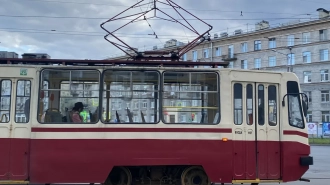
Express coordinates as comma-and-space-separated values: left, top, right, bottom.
0, 0, 324, 59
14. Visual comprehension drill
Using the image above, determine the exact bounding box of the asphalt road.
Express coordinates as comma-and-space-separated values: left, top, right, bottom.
265, 145, 330, 185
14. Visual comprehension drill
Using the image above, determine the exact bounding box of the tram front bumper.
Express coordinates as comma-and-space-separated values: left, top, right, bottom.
300, 156, 313, 166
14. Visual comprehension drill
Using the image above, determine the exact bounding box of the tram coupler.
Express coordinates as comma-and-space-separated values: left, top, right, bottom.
299, 178, 311, 182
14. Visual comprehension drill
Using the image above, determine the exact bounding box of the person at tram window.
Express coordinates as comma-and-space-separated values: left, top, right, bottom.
70, 102, 84, 123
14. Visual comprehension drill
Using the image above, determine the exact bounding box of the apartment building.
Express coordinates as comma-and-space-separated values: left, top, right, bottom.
186, 8, 330, 123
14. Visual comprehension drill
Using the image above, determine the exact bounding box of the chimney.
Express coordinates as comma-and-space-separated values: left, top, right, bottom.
317, 8, 329, 19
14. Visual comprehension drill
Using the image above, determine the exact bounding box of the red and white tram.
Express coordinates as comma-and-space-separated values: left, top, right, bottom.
0, 59, 313, 185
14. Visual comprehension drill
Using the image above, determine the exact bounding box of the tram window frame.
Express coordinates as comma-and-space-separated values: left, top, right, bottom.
233, 83, 243, 125
287, 81, 305, 129
258, 84, 265, 125
101, 69, 161, 124
0, 80, 12, 123
37, 68, 101, 124
59, 80, 101, 123
15, 80, 31, 123
268, 85, 277, 126
162, 71, 220, 125
246, 84, 254, 125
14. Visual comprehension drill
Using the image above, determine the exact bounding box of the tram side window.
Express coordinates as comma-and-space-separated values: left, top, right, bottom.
102, 70, 160, 123
234, 83, 243, 125
38, 69, 100, 124
246, 84, 254, 125
258, 85, 265, 125
268, 85, 277, 126
162, 71, 220, 124
0, 80, 11, 123
287, 81, 305, 129
15, 80, 31, 123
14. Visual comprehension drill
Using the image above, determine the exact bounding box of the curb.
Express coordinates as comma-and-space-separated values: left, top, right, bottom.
309, 144, 330, 146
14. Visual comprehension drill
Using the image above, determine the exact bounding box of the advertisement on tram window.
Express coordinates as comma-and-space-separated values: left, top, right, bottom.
307, 122, 317, 135
322, 122, 330, 136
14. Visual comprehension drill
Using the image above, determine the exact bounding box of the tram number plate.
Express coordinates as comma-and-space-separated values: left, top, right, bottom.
20, 69, 27, 76
235, 131, 242, 134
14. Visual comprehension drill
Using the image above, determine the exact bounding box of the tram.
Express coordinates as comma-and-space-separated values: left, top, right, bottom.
0, 59, 313, 185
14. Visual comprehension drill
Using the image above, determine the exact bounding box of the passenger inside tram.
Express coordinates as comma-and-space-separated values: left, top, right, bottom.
69, 102, 84, 123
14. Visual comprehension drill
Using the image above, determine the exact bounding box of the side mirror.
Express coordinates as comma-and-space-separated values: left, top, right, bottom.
302, 100, 308, 117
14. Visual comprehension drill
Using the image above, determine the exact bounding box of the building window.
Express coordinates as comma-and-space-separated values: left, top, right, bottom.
241, 60, 247, 69
254, 58, 261, 68
254, 40, 261, 50
142, 101, 147, 108
303, 71, 311, 83
241, 42, 247, 52
133, 115, 138, 122
192, 100, 198, 106
268, 38, 276, 49
268, 56, 276, 67
287, 35, 295, 46
203, 49, 209, 58
302, 32, 311, 43
306, 111, 312, 122
321, 90, 330, 102
182, 53, 187, 61
303, 51, 311, 63
320, 49, 329, 61
287, 53, 295, 65
215, 47, 221, 56
322, 111, 330, 122
134, 102, 139, 109
181, 115, 186, 123
320, 29, 328, 41
192, 51, 197, 61
304, 91, 312, 102
228, 45, 234, 58
151, 102, 155, 108
229, 61, 234, 68
321, 69, 329, 82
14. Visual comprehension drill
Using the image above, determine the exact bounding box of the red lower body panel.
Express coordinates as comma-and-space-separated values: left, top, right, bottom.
0, 138, 29, 181
282, 142, 310, 182
0, 138, 10, 180
29, 139, 234, 183
0, 138, 306, 184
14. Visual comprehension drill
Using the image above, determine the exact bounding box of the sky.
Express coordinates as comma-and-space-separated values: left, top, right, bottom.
0, 0, 327, 60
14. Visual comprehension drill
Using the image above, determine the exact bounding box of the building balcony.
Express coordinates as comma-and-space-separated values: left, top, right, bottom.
221, 54, 237, 61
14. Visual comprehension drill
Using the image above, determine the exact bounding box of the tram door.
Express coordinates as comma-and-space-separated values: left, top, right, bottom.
232, 82, 256, 180
255, 83, 280, 180
0, 78, 32, 181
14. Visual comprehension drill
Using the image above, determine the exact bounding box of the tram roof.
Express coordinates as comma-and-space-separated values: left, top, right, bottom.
0, 58, 293, 75
0, 58, 228, 68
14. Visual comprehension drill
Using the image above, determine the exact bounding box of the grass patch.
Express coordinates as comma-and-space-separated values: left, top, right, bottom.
309, 138, 330, 144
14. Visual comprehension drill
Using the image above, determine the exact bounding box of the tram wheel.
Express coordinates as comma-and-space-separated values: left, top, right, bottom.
181, 166, 210, 185
104, 166, 132, 185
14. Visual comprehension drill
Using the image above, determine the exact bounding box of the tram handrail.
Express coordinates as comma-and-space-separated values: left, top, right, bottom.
0, 114, 8, 123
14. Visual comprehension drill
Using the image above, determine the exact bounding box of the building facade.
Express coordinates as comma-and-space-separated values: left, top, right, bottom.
0, 51, 19, 58
185, 9, 330, 124
22, 53, 51, 59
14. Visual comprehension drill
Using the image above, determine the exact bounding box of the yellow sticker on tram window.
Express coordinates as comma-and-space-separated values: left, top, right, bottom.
20, 69, 27, 76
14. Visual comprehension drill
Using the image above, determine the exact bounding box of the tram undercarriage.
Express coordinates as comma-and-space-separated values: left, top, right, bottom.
103, 166, 212, 185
